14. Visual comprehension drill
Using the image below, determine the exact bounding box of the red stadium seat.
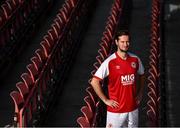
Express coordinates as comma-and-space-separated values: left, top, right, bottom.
16, 81, 29, 100
103, 31, 112, 42
21, 73, 34, 90
10, 91, 24, 113
84, 96, 95, 113
31, 56, 42, 71
40, 41, 51, 57
96, 55, 103, 64
77, 116, 90, 128
16, 81, 34, 123
58, 9, 68, 23
68, 0, 77, 8
6, 0, 16, 11
51, 23, 61, 37
53, 19, 61, 31
81, 106, 93, 124
108, 16, 116, 26
10, 90, 24, 126
26, 63, 38, 82
48, 27, 59, 41
47, 29, 56, 42
62, 3, 70, 16
98, 47, 108, 59
1, 3, 12, 19
56, 13, 65, 25
105, 24, 113, 33
101, 36, 110, 47
64, 0, 73, 11
35, 48, 47, 63
42, 35, 52, 48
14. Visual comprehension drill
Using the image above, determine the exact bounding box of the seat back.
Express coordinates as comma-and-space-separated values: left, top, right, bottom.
21, 73, 34, 90
77, 116, 90, 128
16, 81, 29, 100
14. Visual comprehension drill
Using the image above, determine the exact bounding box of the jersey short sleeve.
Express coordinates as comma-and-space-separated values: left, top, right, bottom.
94, 53, 116, 80
137, 58, 145, 75
94, 59, 109, 80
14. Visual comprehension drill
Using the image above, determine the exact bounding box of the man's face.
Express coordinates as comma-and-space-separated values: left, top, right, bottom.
115, 35, 130, 53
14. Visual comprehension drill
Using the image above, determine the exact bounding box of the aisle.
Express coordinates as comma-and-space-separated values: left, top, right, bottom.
43, 0, 114, 126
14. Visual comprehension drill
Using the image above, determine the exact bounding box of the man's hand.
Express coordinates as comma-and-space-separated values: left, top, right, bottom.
104, 99, 120, 109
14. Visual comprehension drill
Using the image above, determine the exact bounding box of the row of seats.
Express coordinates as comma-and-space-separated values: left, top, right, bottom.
9, 0, 82, 127
0, 0, 53, 80
0, 0, 37, 46
76, 0, 122, 127
147, 0, 161, 126
0, 0, 53, 57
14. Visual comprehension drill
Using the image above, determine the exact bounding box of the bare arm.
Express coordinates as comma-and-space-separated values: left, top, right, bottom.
90, 77, 119, 108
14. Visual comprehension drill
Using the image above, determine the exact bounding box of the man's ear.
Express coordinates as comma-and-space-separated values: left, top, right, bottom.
115, 39, 118, 45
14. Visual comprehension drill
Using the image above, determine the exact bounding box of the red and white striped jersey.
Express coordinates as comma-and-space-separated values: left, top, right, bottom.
94, 52, 144, 113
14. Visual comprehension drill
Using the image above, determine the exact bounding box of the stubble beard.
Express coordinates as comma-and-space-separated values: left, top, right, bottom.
119, 48, 128, 53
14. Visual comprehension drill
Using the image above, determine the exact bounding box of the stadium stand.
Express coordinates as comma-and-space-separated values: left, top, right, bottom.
0, 0, 179, 127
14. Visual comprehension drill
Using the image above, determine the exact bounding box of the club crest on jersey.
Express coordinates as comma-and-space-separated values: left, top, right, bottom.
131, 62, 136, 68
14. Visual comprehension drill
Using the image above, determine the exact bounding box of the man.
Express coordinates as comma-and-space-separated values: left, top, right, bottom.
90, 30, 145, 127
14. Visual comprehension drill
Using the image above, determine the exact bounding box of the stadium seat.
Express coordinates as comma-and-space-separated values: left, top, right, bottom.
26, 63, 38, 82
77, 116, 90, 128
1, 3, 12, 19
62, 4, 69, 16
42, 36, 51, 49
40, 41, 51, 57
16, 81, 29, 100
21, 73, 34, 90
56, 13, 65, 25
101, 36, 110, 48
81, 105, 93, 124
98, 47, 108, 59
6, 0, 16, 11
10, 91, 24, 113
30, 56, 42, 71
47, 29, 57, 46
96, 55, 103, 64
35, 48, 47, 63
48, 27, 59, 42
10, 91, 24, 126
103, 31, 111, 42
64, 0, 73, 11
84, 96, 95, 113
69, 0, 77, 8
53, 19, 61, 32
58, 9, 68, 23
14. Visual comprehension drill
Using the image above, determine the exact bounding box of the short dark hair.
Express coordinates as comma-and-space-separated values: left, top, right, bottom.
114, 30, 130, 41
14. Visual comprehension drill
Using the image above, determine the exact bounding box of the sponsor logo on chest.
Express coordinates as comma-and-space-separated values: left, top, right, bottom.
121, 74, 135, 86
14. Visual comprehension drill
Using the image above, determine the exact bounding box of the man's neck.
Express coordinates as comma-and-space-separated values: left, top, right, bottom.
117, 50, 128, 60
